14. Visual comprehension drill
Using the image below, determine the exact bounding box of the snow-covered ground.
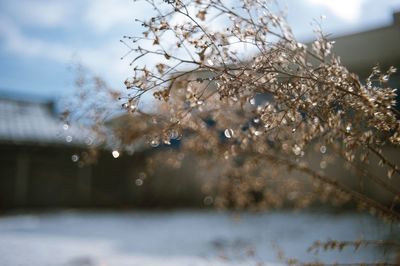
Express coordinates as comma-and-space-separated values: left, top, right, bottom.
0, 210, 397, 266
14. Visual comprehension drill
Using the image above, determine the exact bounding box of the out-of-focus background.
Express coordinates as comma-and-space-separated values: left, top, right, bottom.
0, 1, 400, 265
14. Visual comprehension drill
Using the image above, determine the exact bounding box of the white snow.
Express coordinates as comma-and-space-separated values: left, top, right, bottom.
0, 210, 397, 266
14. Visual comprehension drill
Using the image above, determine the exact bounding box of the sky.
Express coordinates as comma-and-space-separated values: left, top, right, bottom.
0, 0, 400, 101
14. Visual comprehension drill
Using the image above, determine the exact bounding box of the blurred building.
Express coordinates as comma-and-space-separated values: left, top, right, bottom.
0, 96, 92, 209
0, 96, 203, 210
332, 11, 400, 79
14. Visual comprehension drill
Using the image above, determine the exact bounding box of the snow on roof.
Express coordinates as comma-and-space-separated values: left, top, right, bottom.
0, 97, 88, 147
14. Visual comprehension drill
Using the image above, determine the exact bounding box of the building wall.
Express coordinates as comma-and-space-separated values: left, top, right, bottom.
0, 144, 204, 210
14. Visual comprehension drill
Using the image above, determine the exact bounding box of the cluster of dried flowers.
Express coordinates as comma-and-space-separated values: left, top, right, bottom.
62, 0, 400, 264
67, 0, 400, 222
114, 0, 400, 219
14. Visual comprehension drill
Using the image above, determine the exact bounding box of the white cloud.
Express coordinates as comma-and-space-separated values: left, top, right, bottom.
0, 16, 131, 87
2, 0, 75, 28
0, 0, 149, 33
307, 0, 365, 22
0, 17, 70, 61
84, 0, 150, 33
77, 42, 132, 86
